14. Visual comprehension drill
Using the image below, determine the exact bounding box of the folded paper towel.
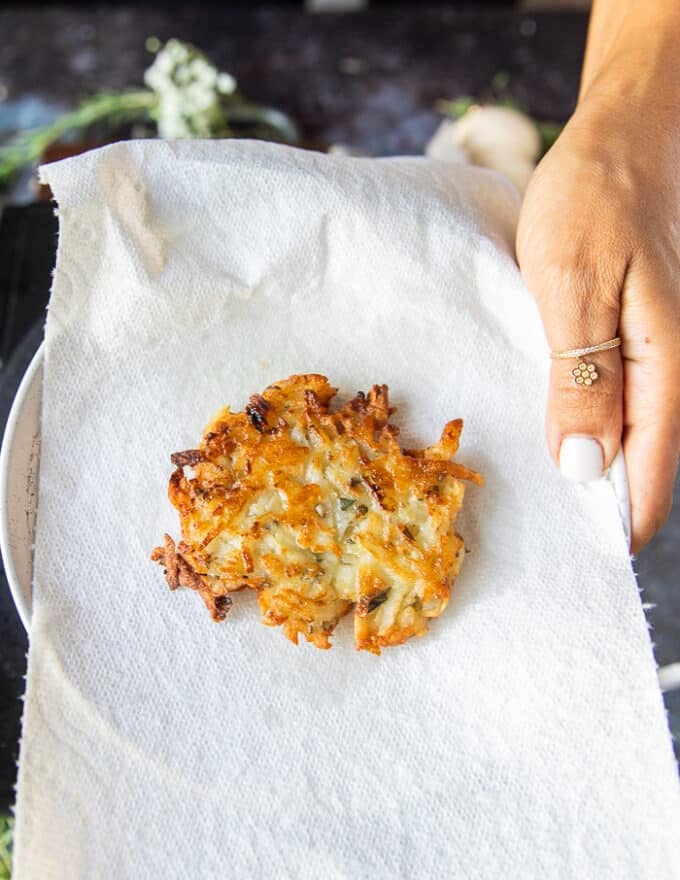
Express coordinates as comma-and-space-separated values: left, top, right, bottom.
13, 140, 680, 879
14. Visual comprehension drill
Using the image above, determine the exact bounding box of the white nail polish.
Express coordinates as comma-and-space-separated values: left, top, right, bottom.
559, 434, 604, 482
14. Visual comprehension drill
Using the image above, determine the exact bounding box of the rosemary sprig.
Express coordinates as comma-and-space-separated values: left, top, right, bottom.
0, 38, 302, 189
535, 119, 563, 153
0, 814, 13, 880
0, 90, 156, 186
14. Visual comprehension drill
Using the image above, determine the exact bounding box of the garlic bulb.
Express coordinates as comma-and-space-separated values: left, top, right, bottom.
426, 105, 542, 194
423, 122, 470, 165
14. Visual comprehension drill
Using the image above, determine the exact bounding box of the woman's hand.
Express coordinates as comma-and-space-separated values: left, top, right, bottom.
516, 90, 680, 553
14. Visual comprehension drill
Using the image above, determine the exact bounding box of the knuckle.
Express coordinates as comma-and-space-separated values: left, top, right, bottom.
544, 258, 595, 300
532, 252, 623, 322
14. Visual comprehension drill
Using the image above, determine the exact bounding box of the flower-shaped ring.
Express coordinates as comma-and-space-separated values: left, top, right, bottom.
572, 362, 599, 386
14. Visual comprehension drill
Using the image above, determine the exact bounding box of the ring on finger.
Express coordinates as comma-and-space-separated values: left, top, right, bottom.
550, 337, 621, 387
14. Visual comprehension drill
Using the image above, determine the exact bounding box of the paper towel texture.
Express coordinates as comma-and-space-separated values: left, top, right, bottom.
13, 140, 680, 878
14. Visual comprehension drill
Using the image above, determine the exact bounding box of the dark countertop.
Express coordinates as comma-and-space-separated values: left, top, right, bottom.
0, 6, 587, 157
0, 5, 677, 812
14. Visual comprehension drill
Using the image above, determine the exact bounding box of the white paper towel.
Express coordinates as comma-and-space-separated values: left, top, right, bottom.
13, 140, 680, 879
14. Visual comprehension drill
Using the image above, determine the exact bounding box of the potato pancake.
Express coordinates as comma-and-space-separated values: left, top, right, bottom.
151, 374, 481, 653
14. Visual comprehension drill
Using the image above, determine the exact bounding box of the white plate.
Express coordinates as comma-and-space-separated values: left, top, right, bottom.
0, 343, 43, 629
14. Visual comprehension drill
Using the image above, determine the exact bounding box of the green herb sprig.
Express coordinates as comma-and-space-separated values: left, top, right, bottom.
0, 37, 298, 190
0, 815, 13, 880
0, 90, 155, 186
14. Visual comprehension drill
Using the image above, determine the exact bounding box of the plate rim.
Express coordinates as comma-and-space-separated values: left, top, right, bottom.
0, 342, 44, 630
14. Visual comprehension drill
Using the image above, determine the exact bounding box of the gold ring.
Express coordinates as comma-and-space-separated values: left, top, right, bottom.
550, 337, 621, 387
549, 337, 621, 360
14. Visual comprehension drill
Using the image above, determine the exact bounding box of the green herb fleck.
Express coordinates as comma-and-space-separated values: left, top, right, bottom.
0, 814, 13, 880
339, 497, 355, 511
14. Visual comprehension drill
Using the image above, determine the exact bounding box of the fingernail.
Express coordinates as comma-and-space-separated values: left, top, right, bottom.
559, 434, 604, 482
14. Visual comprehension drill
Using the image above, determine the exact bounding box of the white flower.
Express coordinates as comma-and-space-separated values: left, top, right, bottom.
157, 111, 189, 139
143, 64, 164, 92
191, 58, 217, 88
217, 73, 237, 95
174, 64, 192, 86
186, 82, 214, 109
143, 38, 238, 140
166, 39, 189, 64
156, 52, 174, 76
159, 89, 181, 115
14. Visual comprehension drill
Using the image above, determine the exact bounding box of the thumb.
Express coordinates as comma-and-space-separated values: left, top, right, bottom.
529, 261, 624, 481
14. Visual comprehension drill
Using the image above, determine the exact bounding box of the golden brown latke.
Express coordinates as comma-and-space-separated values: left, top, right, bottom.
151, 374, 482, 653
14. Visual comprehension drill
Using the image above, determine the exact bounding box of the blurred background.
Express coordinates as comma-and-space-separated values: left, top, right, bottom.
0, 0, 677, 865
